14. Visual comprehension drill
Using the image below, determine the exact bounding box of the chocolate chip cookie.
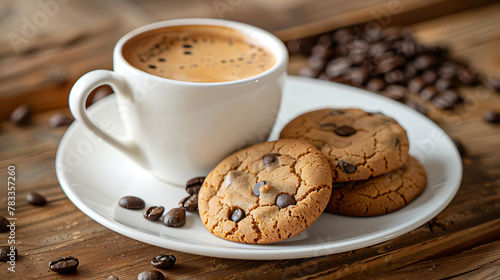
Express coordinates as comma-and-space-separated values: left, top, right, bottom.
198, 139, 332, 244
326, 156, 426, 216
280, 108, 409, 182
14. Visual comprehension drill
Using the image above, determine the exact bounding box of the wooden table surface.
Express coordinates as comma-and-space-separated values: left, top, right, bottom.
1, 1, 499, 279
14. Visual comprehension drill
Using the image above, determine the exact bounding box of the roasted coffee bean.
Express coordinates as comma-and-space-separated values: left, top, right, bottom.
307, 56, 327, 70
332, 182, 346, 189
433, 90, 460, 110
457, 66, 479, 86
452, 139, 467, 158
376, 55, 404, 74
381, 26, 405, 41
486, 77, 500, 92
118, 196, 145, 209
0, 216, 8, 232
276, 194, 296, 208
384, 85, 408, 101
10, 104, 32, 126
106, 276, 119, 280
311, 44, 335, 58
143, 206, 165, 220
348, 51, 367, 65
90, 85, 113, 105
298, 67, 320, 78
366, 77, 386, 91
401, 40, 417, 57
26, 191, 47, 206
0, 246, 17, 262
325, 57, 351, 78
407, 77, 427, 93
230, 208, 245, 222
151, 255, 176, 270
179, 195, 198, 212
344, 67, 368, 86
49, 256, 79, 274
404, 64, 418, 79
335, 126, 357, 136
438, 62, 458, 79
422, 70, 438, 84
339, 159, 356, 174
333, 28, 356, 44
138, 270, 164, 280
253, 181, 266, 196
420, 86, 439, 100
49, 112, 74, 127
483, 111, 500, 124
317, 33, 334, 46
186, 177, 204, 195
163, 208, 186, 227
435, 78, 455, 91
286, 38, 314, 55
368, 41, 392, 57
412, 54, 437, 70
262, 154, 280, 166
384, 69, 405, 84
405, 100, 428, 116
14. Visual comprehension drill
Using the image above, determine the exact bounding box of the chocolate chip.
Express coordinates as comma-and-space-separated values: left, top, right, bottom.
143, 206, 165, 220
366, 77, 386, 92
394, 138, 400, 147
384, 85, 408, 101
339, 159, 356, 174
0, 216, 9, 232
452, 139, 466, 157
253, 181, 266, 196
26, 192, 47, 206
262, 154, 280, 166
420, 86, 439, 100
335, 126, 356, 136
325, 57, 351, 78
151, 255, 176, 270
186, 177, 204, 196
118, 196, 145, 209
407, 77, 427, 93
276, 194, 296, 208
49, 256, 79, 274
178, 194, 198, 212
230, 208, 245, 222
138, 270, 164, 280
163, 208, 186, 227
483, 111, 500, 124
48, 112, 74, 127
0, 246, 17, 262
10, 104, 32, 126
332, 182, 346, 189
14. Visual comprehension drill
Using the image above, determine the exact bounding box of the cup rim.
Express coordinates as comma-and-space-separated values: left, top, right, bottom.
114, 18, 288, 86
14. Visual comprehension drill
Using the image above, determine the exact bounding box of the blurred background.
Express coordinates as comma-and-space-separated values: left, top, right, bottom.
1, 0, 499, 120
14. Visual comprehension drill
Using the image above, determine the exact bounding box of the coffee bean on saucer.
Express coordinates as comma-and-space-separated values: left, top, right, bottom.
407, 77, 427, 93
106, 276, 119, 280
10, 104, 32, 126
186, 177, 204, 195
483, 111, 500, 124
276, 194, 296, 209
49, 112, 74, 127
143, 206, 165, 220
118, 196, 145, 209
486, 77, 500, 92
0, 216, 8, 232
384, 85, 408, 101
27, 192, 47, 206
452, 139, 467, 158
163, 208, 186, 227
420, 86, 439, 100
179, 194, 198, 212
230, 208, 245, 222
151, 255, 176, 270
49, 256, 79, 274
366, 78, 386, 92
0, 246, 17, 262
138, 270, 164, 280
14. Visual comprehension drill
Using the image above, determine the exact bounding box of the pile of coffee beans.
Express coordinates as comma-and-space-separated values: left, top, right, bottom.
288, 26, 490, 114
118, 176, 205, 228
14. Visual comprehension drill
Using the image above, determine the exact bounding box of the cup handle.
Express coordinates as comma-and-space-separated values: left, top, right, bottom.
69, 69, 145, 166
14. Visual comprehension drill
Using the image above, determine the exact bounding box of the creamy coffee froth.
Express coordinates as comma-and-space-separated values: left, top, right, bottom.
122, 25, 276, 83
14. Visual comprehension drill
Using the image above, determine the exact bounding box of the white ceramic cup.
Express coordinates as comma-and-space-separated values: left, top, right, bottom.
69, 18, 288, 185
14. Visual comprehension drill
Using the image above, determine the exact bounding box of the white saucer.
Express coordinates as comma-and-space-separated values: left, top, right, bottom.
55, 76, 462, 260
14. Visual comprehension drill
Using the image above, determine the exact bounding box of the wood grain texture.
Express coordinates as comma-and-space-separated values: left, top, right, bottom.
1, 1, 500, 279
